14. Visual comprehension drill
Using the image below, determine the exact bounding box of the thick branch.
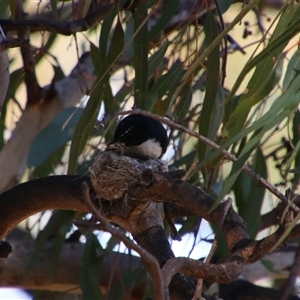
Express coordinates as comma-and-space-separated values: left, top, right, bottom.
0, 176, 89, 239
1, 153, 300, 287
162, 256, 243, 285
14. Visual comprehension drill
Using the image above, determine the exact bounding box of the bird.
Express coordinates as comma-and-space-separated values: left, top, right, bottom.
108, 114, 168, 160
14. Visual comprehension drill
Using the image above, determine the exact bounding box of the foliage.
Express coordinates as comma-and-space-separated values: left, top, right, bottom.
1, 0, 300, 298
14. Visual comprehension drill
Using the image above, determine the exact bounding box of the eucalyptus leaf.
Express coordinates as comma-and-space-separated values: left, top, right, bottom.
134, 0, 148, 109
28, 107, 83, 167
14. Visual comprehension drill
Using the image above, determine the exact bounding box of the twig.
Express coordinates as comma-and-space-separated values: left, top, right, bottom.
81, 181, 168, 300
131, 109, 297, 211
0, 37, 30, 50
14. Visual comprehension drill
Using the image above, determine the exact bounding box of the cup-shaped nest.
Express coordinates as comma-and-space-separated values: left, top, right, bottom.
90, 151, 168, 201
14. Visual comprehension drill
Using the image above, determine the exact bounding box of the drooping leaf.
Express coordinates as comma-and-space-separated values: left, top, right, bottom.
283, 47, 300, 90
147, 41, 169, 80
224, 55, 284, 138
68, 18, 124, 174
198, 11, 221, 162
218, 0, 235, 14
234, 147, 267, 238
148, 60, 183, 112
50, 0, 58, 19
99, 7, 118, 61
9, 0, 15, 20
27, 211, 75, 274
134, 0, 148, 109
292, 110, 300, 183
148, 0, 180, 42
81, 233, 104, 300
0, 68, 23, 148
30, 145, 65, 178
28, 107, 84, 167
200, 71, 300, 173
224, 4, 300, 136
174, 83, 193, 120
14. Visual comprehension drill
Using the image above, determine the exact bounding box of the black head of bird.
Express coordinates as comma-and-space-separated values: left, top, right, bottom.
108, 114, 168, 160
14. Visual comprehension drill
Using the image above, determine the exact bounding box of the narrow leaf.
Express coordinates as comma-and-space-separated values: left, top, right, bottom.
81, 233, 103, 300
99, 7, 117, 61
198, 11, 221, 162
148, 0, 180, 42
28, 107, 83, 167
224, 3, 300, 132
50, 0, 58, 19
134, 0, 148, 109
283, 47, 300, 90
68, 18, 124, 174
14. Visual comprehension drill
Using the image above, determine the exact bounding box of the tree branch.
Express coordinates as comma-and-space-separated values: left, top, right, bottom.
0, 175, 89, 240
81, 182, 168, 300
1, 152, 300, 288
0, 4, 114, 36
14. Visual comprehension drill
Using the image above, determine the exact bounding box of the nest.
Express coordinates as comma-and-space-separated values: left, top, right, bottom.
90, 151, 168, 201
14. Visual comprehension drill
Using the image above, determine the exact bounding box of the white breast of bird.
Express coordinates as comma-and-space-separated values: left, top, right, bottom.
124, 138, 162, 160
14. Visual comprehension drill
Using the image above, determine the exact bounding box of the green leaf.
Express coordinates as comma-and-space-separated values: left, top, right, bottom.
134, 0, 148, 109
261, 259, 280, 274
169, 0, 261, 109
9, 0, 15, 20
147, 60, 183, 112
0, 0, 10, 18
198, 11, 220, 162
47, 220, 74, 277
99, 7, 118, 61
0, 68, 24, 148
81, 0, 91, 18
28, 107, 83, 167
106, 268, 147, 299
147, 41, 169, 79
50, 0, 58, 19
169, 151, 197, 169
178, 216, 199, 237
283, 47, 300, 90
292, 110, 300, 184
5, 68, 23, 101
81, 233, 104, 300
199, 72, 300, 192
225, 52, 284, 138
68, 86, 102, 175
103, 17, 125, 71
148, 0, 180, 42
218, 0, 234, 14
174, 83, 193, 120
224, 3, 300, 136
103, 79, 118, 114
90, 42, 103, 70
234, 147, 267, 238
27, 211, 75, 274
30, 145, 65, 178
68, 18, 124, 174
